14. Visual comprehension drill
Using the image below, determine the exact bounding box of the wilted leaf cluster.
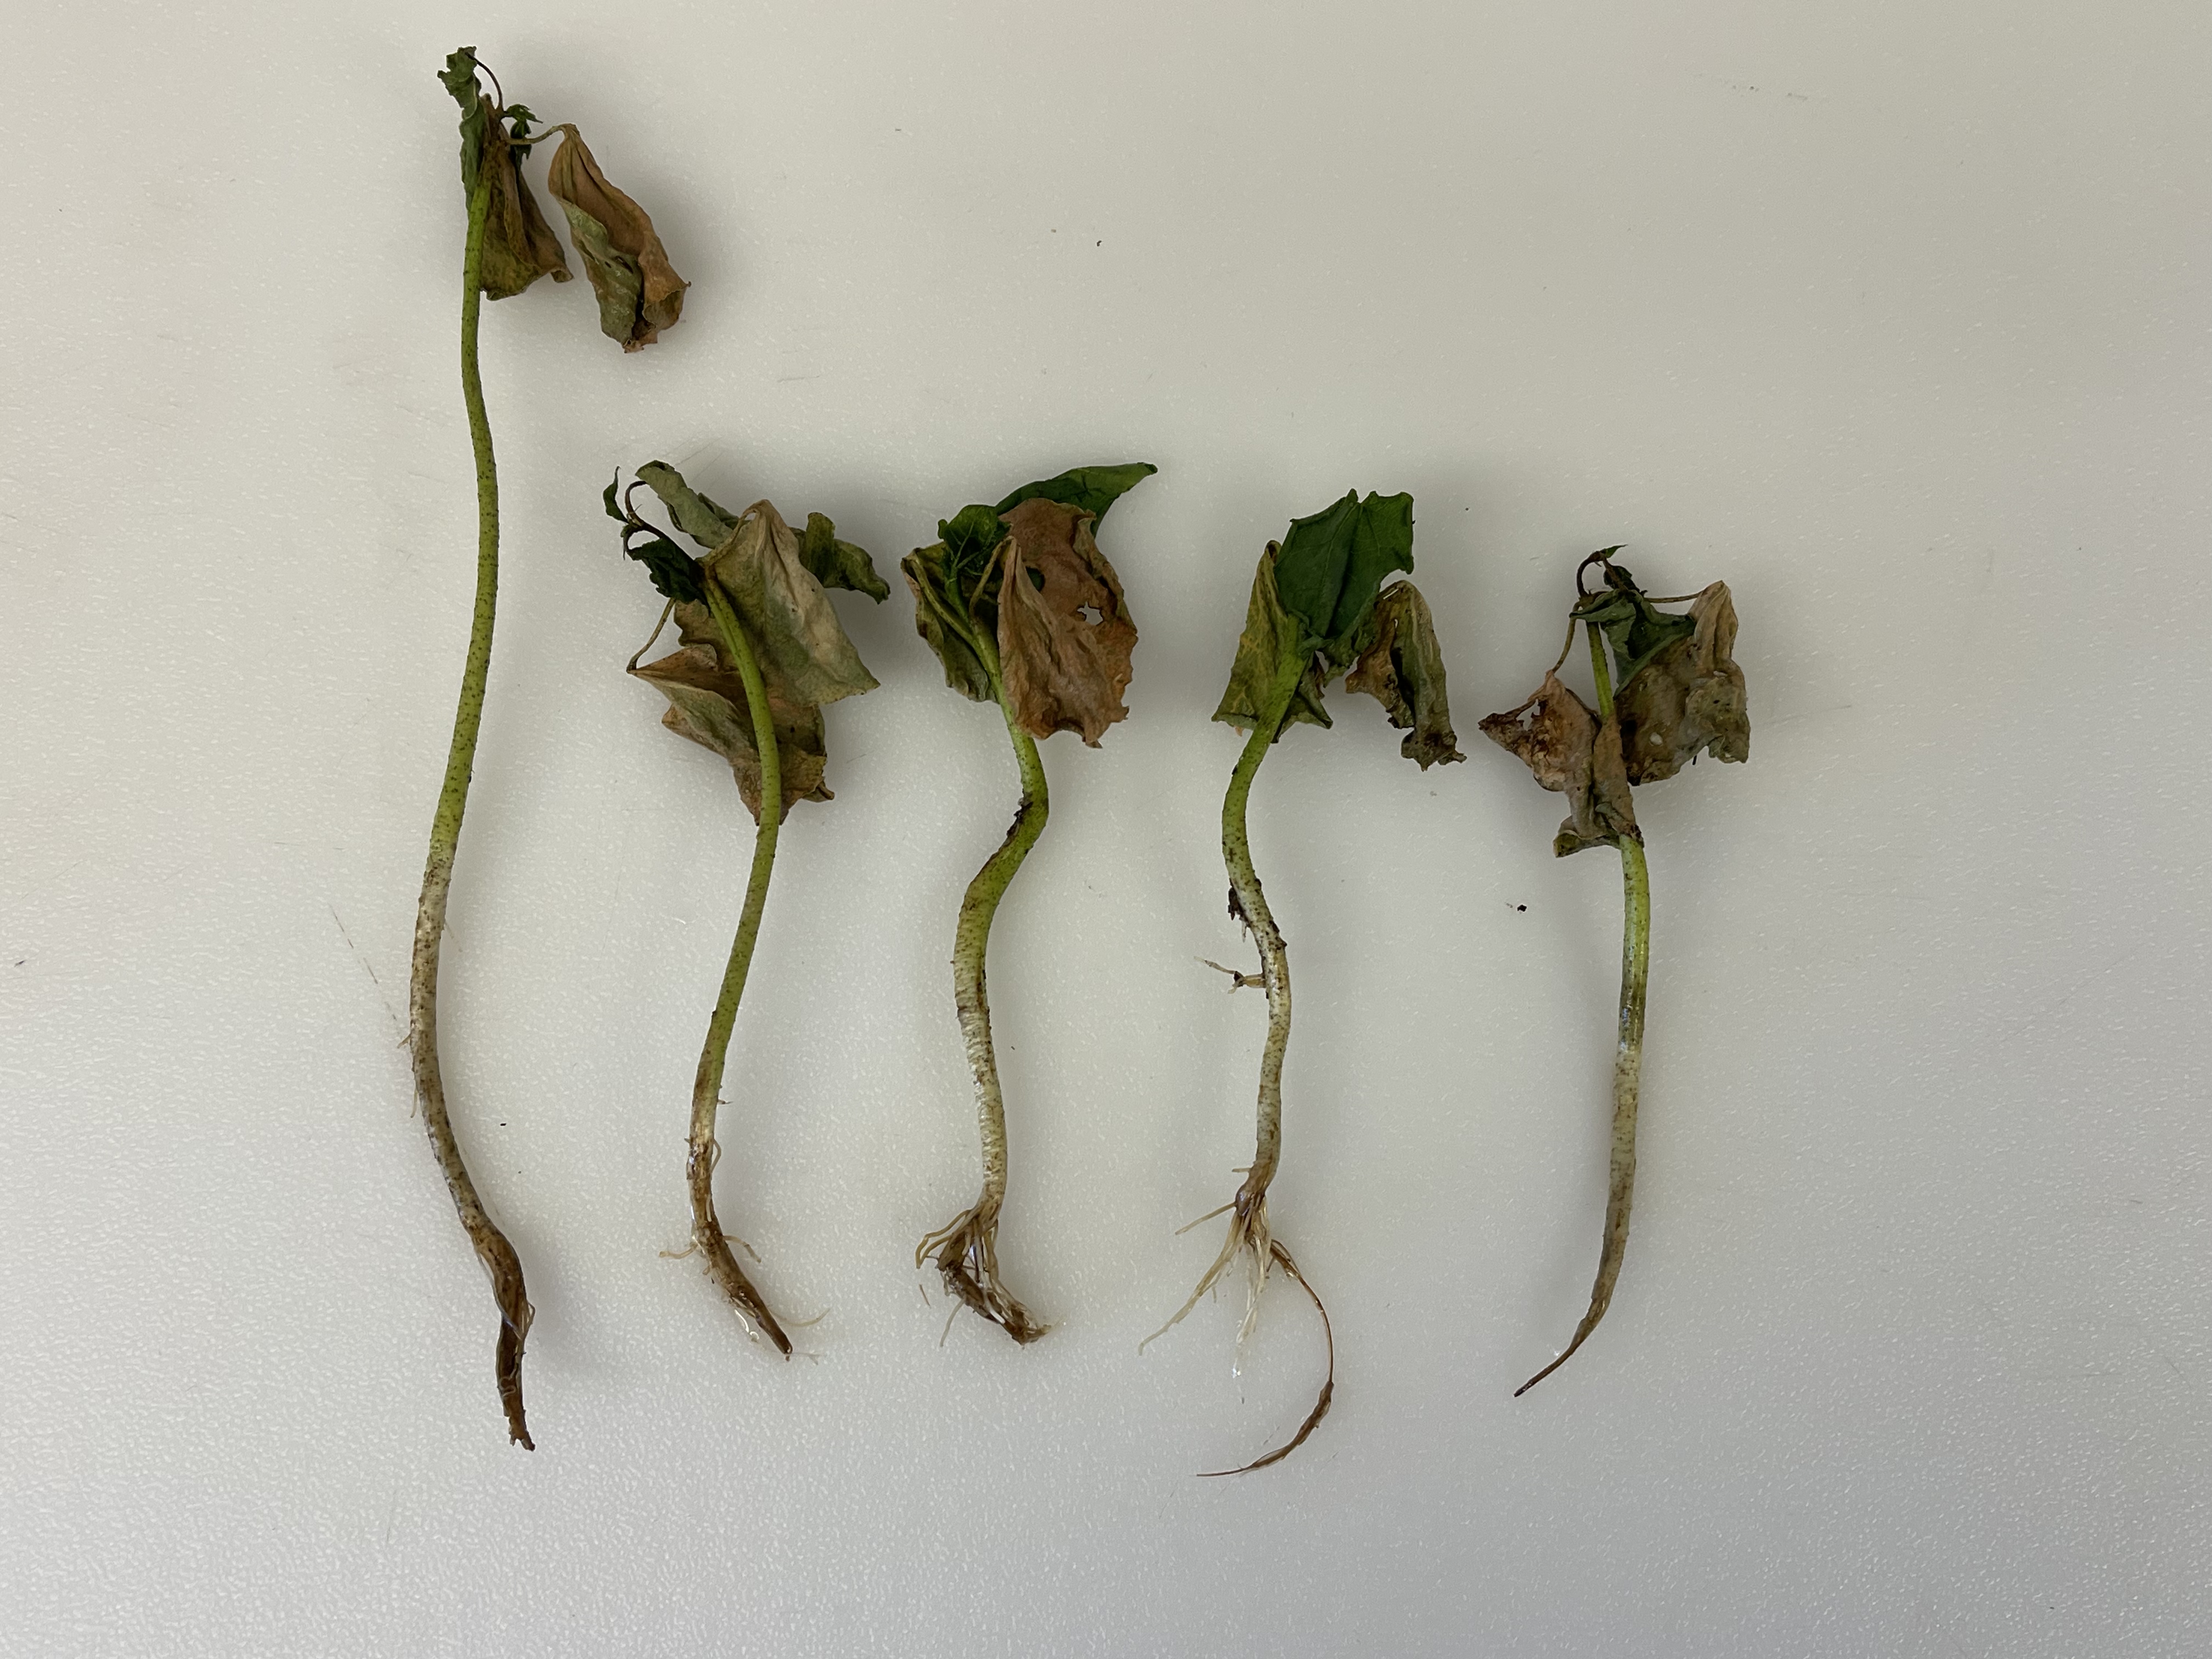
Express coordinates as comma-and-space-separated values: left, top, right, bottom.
439, 48, 688, 348
902, 462, 1155, 743
613, 462, 886, 820
1480, 560, 1750, 854
1212, 489, 1463, 769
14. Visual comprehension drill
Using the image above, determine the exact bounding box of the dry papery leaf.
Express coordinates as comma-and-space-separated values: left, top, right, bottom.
995, 497, 1138, 745
1615, 582, 1750, 783
708, 501, 881, 710
629, 602, 832, 821
1479, 672, 1639, 857
545, 127, 687, 349
1345, 581, 1464, 769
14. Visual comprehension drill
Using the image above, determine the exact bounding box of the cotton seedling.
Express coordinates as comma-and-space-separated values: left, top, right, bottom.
1479, 549, 1749, 1394
902, 464, 1155, 1343
410, 48, 691, 1448
1149, 490, 1462, 1475
611, 464, 887, 1352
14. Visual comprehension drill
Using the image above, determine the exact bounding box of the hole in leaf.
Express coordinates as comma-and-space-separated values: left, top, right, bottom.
1077, 604, 1102, 625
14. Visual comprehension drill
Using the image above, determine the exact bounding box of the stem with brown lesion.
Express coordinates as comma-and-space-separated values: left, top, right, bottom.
1517, 619, 1653, 1395
1149, 634, 1335, 1474
408, 166, 535, 1449
682, 580, 793, 1356
917, 627, 1053, 1344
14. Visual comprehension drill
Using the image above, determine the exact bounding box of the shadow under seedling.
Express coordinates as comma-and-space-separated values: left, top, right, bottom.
410, 48, 690, 1449
903, 464, 1155, 1344
612, 464, 887, 1354
1479, 549, 1749, 1395
1148, 490, 1463, 1475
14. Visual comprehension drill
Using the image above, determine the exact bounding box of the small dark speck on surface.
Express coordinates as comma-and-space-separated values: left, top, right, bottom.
1513, 904, 1527, 912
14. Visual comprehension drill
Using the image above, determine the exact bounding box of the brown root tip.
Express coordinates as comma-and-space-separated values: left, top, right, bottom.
696, 1232, 794, 1358
1197, 1240, 1334, 1477
496, 1318, 534, 1449
917, 1204, 1050, 1345
1514, 1309, 1605, 1397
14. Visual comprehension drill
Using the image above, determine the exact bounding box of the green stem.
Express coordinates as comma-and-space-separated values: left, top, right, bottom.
407, 171, 535, 1449
917, 633, 1052, 1344
1517, 622, 1652, 1396
684, 582, 792, 1355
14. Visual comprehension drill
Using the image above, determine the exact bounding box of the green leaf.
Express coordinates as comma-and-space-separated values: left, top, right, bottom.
624, 531, 706, 605
1212, 546, 1331, 737
636, 460, 740, 549
602, 474, 626, 524
994, 462, 1158, 523
799, 513, 889, 602
938, 503, 1010, 594
902, 545, 996, 703
1273, 489, 1415, 664
1576, 561, 1697, 690
438, 48, 489, 196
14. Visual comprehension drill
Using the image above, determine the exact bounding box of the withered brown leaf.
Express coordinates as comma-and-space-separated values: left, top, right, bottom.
1346, 581, 1464, 769
478, 120, 572, 300
545, 127, 687, 350
629, 602, 832, 822
1614, 582, 1750, 783
1479, 672, 1639, 856
995, 496, 1138, 746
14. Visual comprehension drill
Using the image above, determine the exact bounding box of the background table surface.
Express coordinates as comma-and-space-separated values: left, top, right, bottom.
3, 2, 2207, 1655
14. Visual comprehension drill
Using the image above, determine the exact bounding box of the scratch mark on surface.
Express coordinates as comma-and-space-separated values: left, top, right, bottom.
330, 902, 403, 1037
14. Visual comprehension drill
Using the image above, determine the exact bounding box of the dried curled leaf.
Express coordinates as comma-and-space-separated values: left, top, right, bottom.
1346, 581, 1464, 769
995, 497, 1137, 746
620, 467, 885, 819
1479, 672, 1639, 856
545, 127, 687, 349
1614, 582, 1750, 783
1211, 546, 1330, 736
439, 50, 571, 300
799, 513, 891, 601
630, 602, 832, 822
703, 501, 881, 710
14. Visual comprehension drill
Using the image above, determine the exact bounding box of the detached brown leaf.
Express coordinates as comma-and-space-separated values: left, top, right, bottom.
1346, 581, 1464, 769
545, 127, 687, 349
1479, 672, 1639, 856
995, 497, 1138, 746
1615, 582, 1750, 783
479, 121, 571, 300
629, 602, 831, 823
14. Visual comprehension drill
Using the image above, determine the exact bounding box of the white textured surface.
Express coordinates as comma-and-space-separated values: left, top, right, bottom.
2, 2, 2207, 1654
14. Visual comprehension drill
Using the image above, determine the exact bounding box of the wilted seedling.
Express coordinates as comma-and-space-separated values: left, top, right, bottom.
1480, 550, 1748, 1394
407, 48, 691, 1449
611, 465, 887, 1352
1148, 491, 1462, 1475
903, 464, 1155, 1344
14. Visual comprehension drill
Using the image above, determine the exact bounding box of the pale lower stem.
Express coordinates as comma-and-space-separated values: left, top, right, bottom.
408, 171, 536, 1450
1148, 642, 1334, 1474
1517, 622, 1652, 1396
684, 583, 792, 1356
918, 659, 1052, 1344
